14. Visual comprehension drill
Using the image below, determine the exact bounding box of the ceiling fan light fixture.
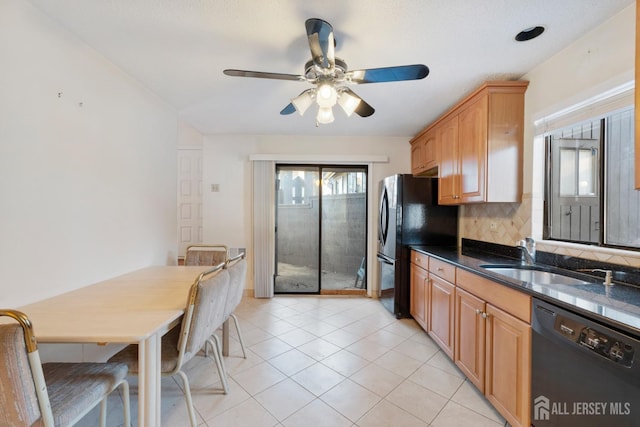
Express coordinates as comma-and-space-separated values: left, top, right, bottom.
316, 106, 335, 124
225, 18, 429, 124
337, 90, 361, 117
291, 90, 314, 115
316, 83, 337, 108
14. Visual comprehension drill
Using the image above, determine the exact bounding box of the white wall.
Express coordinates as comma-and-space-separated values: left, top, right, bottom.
0, 0, 179, 308
520, 3, 637, 265
522, 3, 635, 195
178, 120, 204, 147
202, 134, 411, 292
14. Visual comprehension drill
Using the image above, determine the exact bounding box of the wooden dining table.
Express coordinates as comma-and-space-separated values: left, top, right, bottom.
18, 265, 215, 427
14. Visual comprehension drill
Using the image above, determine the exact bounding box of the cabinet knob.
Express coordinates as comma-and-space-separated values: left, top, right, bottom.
475, 309, 482, 315
481, 312, 489, 319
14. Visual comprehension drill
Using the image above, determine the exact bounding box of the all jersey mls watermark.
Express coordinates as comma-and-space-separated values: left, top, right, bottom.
534, 395, 632, 421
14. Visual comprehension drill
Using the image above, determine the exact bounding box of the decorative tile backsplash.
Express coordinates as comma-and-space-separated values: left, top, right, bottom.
459, 193, 640, 268
460, 195, 531, 247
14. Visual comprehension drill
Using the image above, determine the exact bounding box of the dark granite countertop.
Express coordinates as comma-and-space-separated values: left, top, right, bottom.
410, 243, 640, 338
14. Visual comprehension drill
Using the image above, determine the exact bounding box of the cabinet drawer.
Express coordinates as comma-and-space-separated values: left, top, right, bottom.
456, 268, 531, 323
429, 258, 456, 283
411, 250, 429, 270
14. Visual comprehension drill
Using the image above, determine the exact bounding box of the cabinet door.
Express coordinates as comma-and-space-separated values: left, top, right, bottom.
410, 139, 424, 175
437, 115, 459, 204
485, 304, 531, 427
454, 287, 485, 391
422, 128, 438, 171
458, 94, 487, 203
428, 275, 455, 358
410, 264, 428, 330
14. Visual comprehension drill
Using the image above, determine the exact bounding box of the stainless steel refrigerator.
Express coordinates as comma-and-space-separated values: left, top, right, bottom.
377, 175, 458, 318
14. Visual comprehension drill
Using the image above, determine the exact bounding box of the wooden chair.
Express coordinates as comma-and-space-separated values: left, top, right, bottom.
109, 264, 230, 427
0, 309, 131, 427
185, 244, 228, 266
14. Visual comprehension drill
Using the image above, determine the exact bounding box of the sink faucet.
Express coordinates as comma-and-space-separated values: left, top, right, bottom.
516, 237, 536, 266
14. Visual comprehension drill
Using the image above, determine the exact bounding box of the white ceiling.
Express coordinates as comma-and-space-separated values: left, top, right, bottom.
29, 0, 634, 137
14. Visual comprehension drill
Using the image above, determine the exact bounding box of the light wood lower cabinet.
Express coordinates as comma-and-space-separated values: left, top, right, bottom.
455, 268, 532, 427
454, 287, 531, 427
410, 261, 428, 330
428, 274, 455, 358
485, 304, 531, 427
454, 287, 485, 390
410, 253, 532, 427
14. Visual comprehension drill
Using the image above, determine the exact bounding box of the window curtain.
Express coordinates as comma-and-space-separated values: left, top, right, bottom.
252, 160, 275, 298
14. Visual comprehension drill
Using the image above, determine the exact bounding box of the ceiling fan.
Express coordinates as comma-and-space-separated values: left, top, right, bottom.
223, 18, 429, 125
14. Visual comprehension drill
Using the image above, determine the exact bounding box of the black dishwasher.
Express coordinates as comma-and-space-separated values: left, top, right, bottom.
531, 298, 640, 426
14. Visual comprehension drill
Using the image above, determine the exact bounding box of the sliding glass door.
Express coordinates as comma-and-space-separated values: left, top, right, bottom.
275, 165, 367, 294
275, 166, 320, 292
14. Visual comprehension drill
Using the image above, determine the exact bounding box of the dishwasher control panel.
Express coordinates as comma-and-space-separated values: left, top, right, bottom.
554, 316, 635, 368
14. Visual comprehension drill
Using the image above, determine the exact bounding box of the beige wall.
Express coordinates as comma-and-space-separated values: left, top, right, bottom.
460, 3, 640, 267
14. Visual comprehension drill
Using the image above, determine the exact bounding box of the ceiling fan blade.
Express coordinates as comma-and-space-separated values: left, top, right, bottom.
305, 18, 335, 69
347, 64, 429, 84
223, 69, 305, 81
340, 88, 375, 117
280, 103, 297, 115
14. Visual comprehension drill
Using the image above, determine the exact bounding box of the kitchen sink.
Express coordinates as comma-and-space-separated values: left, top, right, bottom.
480, 264, 594, 286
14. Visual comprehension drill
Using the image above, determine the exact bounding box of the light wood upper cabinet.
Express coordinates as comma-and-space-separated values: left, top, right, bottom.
422, 130, 438, 171
436, 114, 459, 204
410, 128, 438, 176
458, 94, 488, 203
410, 139, 423, 175
410, 81, 528, 204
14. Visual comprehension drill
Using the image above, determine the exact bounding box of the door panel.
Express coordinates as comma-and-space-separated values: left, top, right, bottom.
177, 149, 203, 257
275, 166, 320, 293
485, 304, 531, 427
275, 165, 367, 294
321, 167, 367, 292
454, 287, 485, 391
428, 275, 455, 358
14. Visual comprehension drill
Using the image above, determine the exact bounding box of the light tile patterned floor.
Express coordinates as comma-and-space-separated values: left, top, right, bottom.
79, 295, 508, 427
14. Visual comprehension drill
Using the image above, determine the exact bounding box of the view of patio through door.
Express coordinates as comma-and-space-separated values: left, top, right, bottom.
275, 165, 367, 294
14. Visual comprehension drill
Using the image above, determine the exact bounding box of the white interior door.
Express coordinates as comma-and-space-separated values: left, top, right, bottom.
177, 148, 203, 257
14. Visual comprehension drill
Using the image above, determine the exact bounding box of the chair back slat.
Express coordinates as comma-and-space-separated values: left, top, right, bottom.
0, 323, 44, 427
224, 257, 247, 320
185, 245, 228, 266
179, 268, 230, 357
